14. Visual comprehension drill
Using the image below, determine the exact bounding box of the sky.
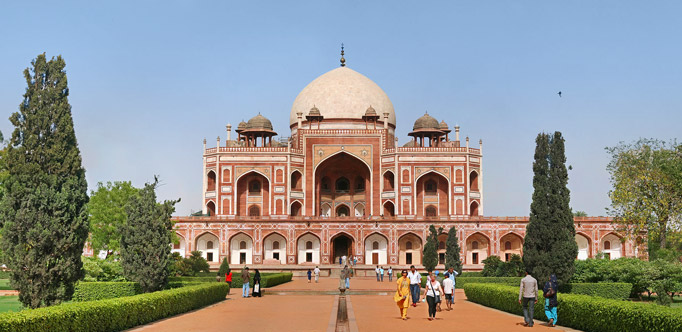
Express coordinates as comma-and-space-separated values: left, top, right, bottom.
0, 1, 680, 217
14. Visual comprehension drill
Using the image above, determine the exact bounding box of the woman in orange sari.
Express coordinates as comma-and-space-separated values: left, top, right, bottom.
394, 269, 411, 320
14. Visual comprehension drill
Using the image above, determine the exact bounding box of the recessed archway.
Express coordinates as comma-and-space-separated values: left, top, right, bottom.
330, 232, 355, 264
465, 232, 490, 265
470, 201, 479, 216
172, 233, 187, 258
236, 171, 270, 217
576, 233, 591, 260
601, 233, 622, 260
364, 233, 388, 265
415, 171, 449, 217
290, 201, 302, 217
398, 233, 422, 265
315, 152, 371, 217
196, 232, 219, 263
383, 201, 395, 217
263, 232, 287, 264
297, 233, 321, 264
499, 233, 523, 262
229, 232, 253, 264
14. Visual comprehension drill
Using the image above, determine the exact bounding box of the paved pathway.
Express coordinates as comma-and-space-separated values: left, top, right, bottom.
131, 277, 578, 332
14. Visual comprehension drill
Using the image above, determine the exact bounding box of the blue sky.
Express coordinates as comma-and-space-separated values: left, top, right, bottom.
1, 1, 680, 216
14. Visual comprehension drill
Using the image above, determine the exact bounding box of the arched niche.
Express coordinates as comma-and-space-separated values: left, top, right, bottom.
230, 233, 253, 264
364, 233, 388, 265
196, 232, 219, 263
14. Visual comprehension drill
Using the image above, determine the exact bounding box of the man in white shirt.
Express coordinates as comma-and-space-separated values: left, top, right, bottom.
442, 272, 454, 311
407, 265, 421, 307
314, 266, 320, 283
375, 266, 380, 282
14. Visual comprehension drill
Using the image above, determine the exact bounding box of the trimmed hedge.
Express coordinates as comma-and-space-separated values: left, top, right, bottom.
73, 282, 142, 302
560, 283, 632, 300
420, 276, 521, 288
464, 283, 682, 332
0, 283, 229, 332
172, 272, 293, 289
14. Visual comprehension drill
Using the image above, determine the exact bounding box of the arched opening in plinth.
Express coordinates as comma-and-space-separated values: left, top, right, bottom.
196, 232, 219, 263
499, 233, 523, 262
297, 233, 321, 264
229, 232, 253, 265
601, 233, 623, 260
398, 233, 422, 265
364, 233, 388, 265
383, 201, 395, 217
575, 233, 591, 260
437, 233, 448, 265
331, 233, 354, 265
172, 233, 187, 258
290, 201, 302, 217
465, 232, 490, 266
263, 232, 287, 264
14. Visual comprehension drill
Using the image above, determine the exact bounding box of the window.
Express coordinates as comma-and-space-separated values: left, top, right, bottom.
505, 241, 512, 250
373, 241, 379, 250
438, 241, 445, 250
604, 241, 611, 250
470, 171, 479, 191
425, 205, 437, 217
321, 177, 331, 192
472, 241, 479, 250
355, 177, 365, 192
472, 252, 479, 265
207, 171, 216, 191
335, 177, 350, 192
239, 241, 247, 250
273, 241, 280, 250
249, 205, 260, 217
439, 253, 445, 264
173, 242, 180, 249
336, 205, 350, 217
406, 241, 413, 250
249, 180, 261, 194
206, 241, 214, 250
291, 172, 302, 191
306, 241, 313, 250
425, 179, 437, 194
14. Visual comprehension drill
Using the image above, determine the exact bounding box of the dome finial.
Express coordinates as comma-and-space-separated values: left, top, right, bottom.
340, 43, 346, 67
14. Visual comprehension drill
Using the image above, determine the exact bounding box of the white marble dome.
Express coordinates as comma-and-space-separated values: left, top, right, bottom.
290, 67, 396, 127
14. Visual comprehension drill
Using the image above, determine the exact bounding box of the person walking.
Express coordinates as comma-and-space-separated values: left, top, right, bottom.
375, 265, 380, 282
388, 267, 393, 281
339, 256, 342, 265
543, 274, 559, 327
314, 266, 320, 283
518, 270, 538, 327
394, 270, 411, 320
345, 265, 351, 289
241, 267, 251, 298
353, 257, 357, 266
424, 273, 443, 321
225, 270, 233, 295
339, 265, 349, 290
447, 267, 459, 305
380, 266, 385, 282
407, 265, 421, 307
307, 269, 312, 283
442, 272, 454, 311
252, 269, 262, 297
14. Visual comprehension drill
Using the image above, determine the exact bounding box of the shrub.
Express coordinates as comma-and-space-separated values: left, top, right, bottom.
464, 283, 682, 332
169, 272, 292, 290
82, 257, 126, 282
482, 256, 503, 277
420, 276, 521, 288
559, 283, 632, 300
0, 283, 228, 332
218, 258, 230, 275
461, 271, 483, 277
72, 282, 141, 302
185, 251, 210, 276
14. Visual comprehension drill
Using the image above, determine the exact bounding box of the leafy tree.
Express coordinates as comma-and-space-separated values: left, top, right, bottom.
482, 255, 502, 277
120, 177, 179, 292
444, 226, 462, 274
423, 225, 440, 272
523, 132, 578, 284
496, 254, 525, 277
82, 256, 125, 282
218, 257, 231, 275
606, 139, 682, 259
0, 54, 89, 308
88, 181, 140, 257
168, 252, 190, 277
186, 251, 210, 276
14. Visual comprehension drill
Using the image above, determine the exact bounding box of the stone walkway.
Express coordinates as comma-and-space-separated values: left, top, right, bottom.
130, 277, 578, 332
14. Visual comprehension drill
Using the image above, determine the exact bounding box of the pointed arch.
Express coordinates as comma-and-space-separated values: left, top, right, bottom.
205, 200, 216, 216
364, 232, 389, 265
499, 232, 523, 261
383, 200, 395, 217
382, 170, 395, 191
465, 232, 490, 265
470, 200, 479, 216
575, 232, 591, 260
172, 232, 187, 257
398, 232, 423, 265
263, 231, 287, 264
600, 232, 623, 260
195, 231, 219, 262
207, 170, 217, 191
469, 170, 480, 191
236, 170, 270, 217
415, 170, 451, 217
296, 232, 321, 264
290, 200, 303, 217
335, 203, 351, 217
290, 170, 303, 191
229, 232, 253, 264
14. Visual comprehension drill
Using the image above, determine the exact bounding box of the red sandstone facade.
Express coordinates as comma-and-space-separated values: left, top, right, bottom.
172, 63, 641, 270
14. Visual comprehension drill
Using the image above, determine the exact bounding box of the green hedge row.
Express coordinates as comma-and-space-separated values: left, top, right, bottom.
419, 276, 521, 288
0, 283, 229, 332
560, 283, 632, 300
171, 272, 293, 289
72, 282, 142, 302
464, 283, 682, 332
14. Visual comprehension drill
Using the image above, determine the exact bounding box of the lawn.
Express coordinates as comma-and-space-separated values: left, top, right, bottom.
632, 295, 682, 309
0, 296, 22, 313
0, 279, 14, 291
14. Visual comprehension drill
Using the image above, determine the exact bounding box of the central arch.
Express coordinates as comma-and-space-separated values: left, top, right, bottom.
415, 171, 450, 217
330, 232, 355, 264
314, 152, 371, 217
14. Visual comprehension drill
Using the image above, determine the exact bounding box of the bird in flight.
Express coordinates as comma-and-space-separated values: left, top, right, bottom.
557, 91, 562, 97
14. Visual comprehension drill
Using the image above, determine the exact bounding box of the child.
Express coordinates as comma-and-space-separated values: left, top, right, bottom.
307, 269, 312, 283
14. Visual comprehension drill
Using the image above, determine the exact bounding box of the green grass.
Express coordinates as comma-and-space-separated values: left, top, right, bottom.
632, 295, 682, 308
0, 296, 22, 313
0, 280, 14, 291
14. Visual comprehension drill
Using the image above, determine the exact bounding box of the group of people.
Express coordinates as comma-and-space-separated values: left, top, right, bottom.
306, 266, 321, 283
519, 270, 559, 327
394, 265, 460, 321
338, 255, 358, 266
221, 267, 262, 298
374, 266, 393, 282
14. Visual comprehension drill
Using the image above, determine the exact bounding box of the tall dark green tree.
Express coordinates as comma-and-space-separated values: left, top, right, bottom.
523, 132, 578, 284
0, 54, 89, 308
445, 226, 462, 274
423, 225, 441, 272
120, 177, 179, 292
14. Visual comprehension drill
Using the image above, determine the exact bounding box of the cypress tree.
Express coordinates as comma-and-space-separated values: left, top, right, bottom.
523, 132, 578, 284
423, 225, 440, 272
444, 226, 462, 274
218, 257, 230, 275
0, 54, 89, 308
120, 177, 179, 292
523, 133, 552, 282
